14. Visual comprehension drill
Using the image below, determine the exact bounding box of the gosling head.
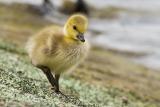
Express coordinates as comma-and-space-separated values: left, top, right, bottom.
64, 14, 88, 43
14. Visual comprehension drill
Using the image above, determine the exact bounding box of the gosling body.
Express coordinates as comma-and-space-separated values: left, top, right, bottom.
26, 14, 89, 94
27, 26, 89, 74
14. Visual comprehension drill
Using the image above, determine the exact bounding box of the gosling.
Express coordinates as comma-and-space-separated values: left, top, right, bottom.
26, 14, 89, 94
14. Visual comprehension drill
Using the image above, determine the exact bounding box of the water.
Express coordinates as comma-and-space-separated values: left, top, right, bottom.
1, 0, 160, 69
87, 0, 160, 11
89, 19, 160, 69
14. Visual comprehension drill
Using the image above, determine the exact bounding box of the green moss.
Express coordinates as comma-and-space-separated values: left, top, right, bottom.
0, 39, 26, 55
0, 41, 148, 107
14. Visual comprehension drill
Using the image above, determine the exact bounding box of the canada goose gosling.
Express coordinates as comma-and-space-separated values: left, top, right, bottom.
26, 14, 89, 94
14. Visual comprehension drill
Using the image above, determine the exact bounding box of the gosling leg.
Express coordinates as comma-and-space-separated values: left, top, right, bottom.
55, 74, 60, 92
54, 74, 68, 97
37, 65, 56, 88
36, 66, 66, 96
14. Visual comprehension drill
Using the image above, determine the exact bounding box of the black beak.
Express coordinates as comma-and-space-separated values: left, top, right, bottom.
77, 33, 85, 42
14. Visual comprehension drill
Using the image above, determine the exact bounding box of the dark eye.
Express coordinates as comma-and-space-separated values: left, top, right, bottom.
73, 25, 77, 30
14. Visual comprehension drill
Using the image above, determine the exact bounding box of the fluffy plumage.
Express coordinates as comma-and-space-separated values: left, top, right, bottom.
26, 14, 89, 94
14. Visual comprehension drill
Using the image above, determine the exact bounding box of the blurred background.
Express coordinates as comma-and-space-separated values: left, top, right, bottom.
1, 0, 160, 70
0, 0, 160, 107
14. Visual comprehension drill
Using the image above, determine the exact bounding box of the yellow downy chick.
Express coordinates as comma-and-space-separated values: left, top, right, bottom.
26, 14, 89, 94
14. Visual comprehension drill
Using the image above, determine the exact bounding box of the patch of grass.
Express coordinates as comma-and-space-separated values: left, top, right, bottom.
0, 39, 26, 55
0, 41, 147, 107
